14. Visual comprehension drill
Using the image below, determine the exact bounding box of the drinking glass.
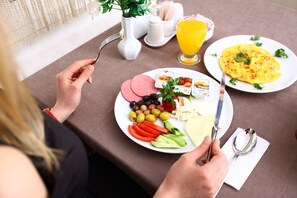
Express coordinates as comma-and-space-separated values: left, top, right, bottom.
176, 15, 207, 65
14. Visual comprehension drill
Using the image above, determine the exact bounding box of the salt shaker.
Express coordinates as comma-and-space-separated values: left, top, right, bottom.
146, 16, 164, 44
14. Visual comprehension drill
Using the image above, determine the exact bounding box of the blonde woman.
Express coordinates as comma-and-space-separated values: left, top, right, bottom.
0, 21, 94, 197
0, 23, 227, 198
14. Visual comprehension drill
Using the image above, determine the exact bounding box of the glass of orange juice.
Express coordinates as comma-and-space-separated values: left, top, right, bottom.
176, 15, 207, 65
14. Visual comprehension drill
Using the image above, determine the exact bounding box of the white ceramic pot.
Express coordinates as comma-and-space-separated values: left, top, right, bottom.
118, 16, 142, 60
133, 14, 150, 38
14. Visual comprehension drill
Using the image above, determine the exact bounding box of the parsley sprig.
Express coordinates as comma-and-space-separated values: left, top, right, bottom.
235, 52, 251, 65
250, 35, 260, 41
158, 78, 183, 106
250, 35, 262, 46
255, 42, 262, 47
274, 48, 288, 58
229, 78, 237, 85
254, 83, 264, 90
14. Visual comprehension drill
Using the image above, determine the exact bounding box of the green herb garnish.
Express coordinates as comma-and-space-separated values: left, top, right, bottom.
255, 42, 262, 47
235, 52, 245, 62
158, 78, 183, 106
244, 57, 251, 65
235, 52, 251, 65
250, 35, 260, 41
254, 83, 264, 90
274, 48, 288, 58
98, 0, 151, 17
229, 78, 237, 85
210, 53, 217, 57
189, 93, 194, 102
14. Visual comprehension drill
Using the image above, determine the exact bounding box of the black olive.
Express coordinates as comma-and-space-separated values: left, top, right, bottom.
153, 100, 160, 105
149, 93, 158, 100
144, 101, 151, 106
132, 105, 139, 111
137, 100, 144, 107
129, 101, 137, 108
142, 95, 149, 102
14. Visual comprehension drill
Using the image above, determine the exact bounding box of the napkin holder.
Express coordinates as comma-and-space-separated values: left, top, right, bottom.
133, 2, 184, 39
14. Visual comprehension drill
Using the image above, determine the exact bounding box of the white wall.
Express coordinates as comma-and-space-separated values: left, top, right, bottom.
15, 10, 122, 80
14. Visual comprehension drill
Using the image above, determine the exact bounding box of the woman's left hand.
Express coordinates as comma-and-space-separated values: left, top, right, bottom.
50, 59, 95, 122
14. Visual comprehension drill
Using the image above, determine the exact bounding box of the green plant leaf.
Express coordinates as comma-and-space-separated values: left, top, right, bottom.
98, 0, 151, 17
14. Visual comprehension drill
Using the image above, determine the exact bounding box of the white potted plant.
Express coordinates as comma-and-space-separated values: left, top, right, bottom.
98, 0, 151, 60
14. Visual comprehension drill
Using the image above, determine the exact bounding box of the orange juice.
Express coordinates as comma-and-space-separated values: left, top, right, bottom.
176, 20, 207, 56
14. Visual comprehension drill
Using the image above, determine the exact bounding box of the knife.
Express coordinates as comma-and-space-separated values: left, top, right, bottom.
206, 73, 226, 162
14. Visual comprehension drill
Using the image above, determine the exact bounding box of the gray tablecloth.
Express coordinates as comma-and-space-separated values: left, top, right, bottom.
25, 0, 297, 197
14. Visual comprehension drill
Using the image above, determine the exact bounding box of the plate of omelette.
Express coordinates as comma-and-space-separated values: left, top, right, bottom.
204, 35, 297, 93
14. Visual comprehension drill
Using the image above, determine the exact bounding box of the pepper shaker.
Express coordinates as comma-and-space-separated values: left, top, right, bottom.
146, 16, 164, 44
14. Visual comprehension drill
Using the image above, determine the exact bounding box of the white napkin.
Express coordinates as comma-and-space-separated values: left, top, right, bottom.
221, 127, 270, 190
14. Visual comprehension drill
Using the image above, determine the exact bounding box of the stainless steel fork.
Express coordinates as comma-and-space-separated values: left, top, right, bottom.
94, 30, 123, 64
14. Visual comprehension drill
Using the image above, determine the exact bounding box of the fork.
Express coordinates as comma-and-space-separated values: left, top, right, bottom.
71, 30, 123, 81
94, 30, 123, 64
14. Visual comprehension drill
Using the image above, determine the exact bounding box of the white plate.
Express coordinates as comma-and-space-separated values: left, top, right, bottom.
114, 68, 233, 154
204, 35, 297, 93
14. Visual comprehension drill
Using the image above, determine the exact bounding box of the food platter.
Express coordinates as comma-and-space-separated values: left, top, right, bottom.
204, 35, 297, 93
114, 68, 233, 154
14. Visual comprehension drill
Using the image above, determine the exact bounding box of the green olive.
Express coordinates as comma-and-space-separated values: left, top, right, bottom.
157, 105, 164, 112
128, 111, 137, 122
151, 109, 161, 117
148, 104, 156, 110
137, 113, 145, 123
140, 105, 147, 111
159, 112, 170, 121
135, 110, 143, 115
145, 114, 157, 122
143, 110, 151, 115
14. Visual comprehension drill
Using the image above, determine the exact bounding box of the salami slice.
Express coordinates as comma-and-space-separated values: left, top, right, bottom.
121, 79, 142, 102
130, 74, 158, 96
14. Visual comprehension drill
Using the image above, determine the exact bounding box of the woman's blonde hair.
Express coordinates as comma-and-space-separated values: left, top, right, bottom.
0, 23, 59, 171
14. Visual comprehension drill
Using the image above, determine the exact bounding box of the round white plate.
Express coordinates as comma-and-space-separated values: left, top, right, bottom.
204, 35, 297, 93
114, 68, 233, 154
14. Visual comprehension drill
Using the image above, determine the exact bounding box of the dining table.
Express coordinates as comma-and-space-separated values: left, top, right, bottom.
24, 0, 297, 197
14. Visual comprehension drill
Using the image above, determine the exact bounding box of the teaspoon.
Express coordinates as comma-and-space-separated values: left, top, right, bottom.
214, 128, 257, 196
229, 128, 258, 169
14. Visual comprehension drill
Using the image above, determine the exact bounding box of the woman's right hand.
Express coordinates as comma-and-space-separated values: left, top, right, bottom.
154, 137, 228, 198
50, 59, 95, 122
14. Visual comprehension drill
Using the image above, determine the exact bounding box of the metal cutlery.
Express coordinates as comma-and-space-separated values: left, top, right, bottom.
94, 30, 123, 64
206, 73, 226, 162
71, 30, 123, 81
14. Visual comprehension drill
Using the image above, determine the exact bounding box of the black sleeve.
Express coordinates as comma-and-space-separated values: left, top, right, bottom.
43, 112, 89, 198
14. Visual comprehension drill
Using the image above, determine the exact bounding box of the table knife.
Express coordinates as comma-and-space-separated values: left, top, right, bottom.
206, 73, 225, 162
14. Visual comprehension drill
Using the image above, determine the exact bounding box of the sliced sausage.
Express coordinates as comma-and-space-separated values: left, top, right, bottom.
121, 79, 142, 102
130, 74, 158, 96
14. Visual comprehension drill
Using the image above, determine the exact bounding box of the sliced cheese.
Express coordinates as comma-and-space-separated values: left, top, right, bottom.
185, 115, 215, 147
171, 97, 199, 121
192, 101, 217, 116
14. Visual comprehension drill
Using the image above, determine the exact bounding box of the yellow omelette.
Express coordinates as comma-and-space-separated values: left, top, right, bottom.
220, 44, 281, 84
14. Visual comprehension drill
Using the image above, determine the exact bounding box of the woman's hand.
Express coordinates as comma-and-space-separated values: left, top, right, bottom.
50, 59, 95, 122
154, 137, 228, 198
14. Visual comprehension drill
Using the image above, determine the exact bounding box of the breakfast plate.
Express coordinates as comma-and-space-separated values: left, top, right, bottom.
114, 68, 233, 154
204, 35, 297, 93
